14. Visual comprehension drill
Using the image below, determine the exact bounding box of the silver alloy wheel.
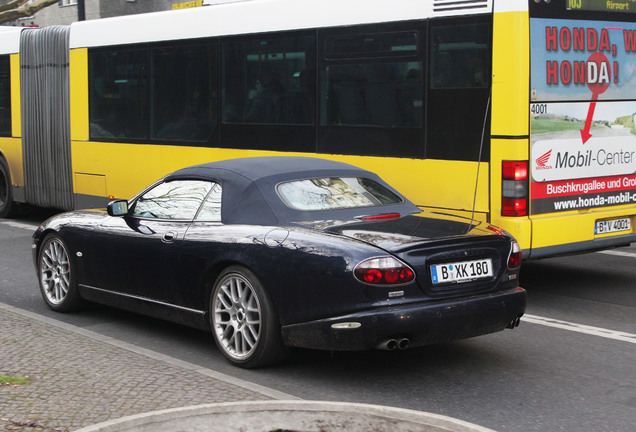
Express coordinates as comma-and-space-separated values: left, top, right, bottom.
39, 238, 71, 306
213, 272, 262, 361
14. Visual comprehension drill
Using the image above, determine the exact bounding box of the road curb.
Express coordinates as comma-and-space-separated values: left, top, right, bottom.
74, 400, 498, 432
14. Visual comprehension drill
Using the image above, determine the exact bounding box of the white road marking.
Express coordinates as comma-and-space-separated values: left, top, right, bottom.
0, 220, 39, 231
523, 314, 636, 344
597, 249, 636, 259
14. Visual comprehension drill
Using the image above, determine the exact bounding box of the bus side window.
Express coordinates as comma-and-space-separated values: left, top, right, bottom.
323, 62, 423, 128
0, 55, 10, 137
221, 33, 316, 126
89, 47, 148, 141
429, 24, 490, 90
427, 19, 491, 162
150, 43, 218, 142
320, 30, 423, 129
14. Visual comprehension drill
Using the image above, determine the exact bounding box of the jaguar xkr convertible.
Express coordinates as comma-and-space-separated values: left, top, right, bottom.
33, 157, 526, 368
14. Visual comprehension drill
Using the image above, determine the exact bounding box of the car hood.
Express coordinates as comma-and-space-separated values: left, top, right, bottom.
314, 213, 498, 253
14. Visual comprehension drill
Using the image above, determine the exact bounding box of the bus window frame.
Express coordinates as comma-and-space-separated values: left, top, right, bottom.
219, 29, 317, 153
88, 38, 221, 148
317, 20, 426, 159
425, 14, 492, 162
88, 43, 150, 144
0, 55, 11, 138
149, 39, 220, 146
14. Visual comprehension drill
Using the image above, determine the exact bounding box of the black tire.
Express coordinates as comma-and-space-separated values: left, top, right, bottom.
37, 234, 84, 312
0, 156, 16, 218
210, 265, 287, 368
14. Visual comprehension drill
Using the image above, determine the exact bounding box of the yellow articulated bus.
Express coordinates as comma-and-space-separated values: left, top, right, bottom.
1, 0, 635, 259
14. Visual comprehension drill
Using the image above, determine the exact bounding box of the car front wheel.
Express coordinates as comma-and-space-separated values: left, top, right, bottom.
210, 266, 286, 368
37, 235, 84, 312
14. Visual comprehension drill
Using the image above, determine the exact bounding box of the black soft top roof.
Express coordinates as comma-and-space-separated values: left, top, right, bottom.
164, 156, 419, 225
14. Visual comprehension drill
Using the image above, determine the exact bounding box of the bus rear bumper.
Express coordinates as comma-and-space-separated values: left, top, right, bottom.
528, 233, 636, 259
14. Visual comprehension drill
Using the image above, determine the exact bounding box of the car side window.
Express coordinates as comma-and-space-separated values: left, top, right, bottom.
195, 182, 222, 221
132, 180, 212, 220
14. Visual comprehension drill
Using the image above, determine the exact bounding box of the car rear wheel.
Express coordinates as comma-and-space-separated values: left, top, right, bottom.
210, 266, 286, 368
38, 235, 84, 312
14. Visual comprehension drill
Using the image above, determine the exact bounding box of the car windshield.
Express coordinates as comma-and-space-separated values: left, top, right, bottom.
277, 177, 402, 211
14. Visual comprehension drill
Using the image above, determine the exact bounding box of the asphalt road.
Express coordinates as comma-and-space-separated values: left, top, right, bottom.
1, 209, 634, 432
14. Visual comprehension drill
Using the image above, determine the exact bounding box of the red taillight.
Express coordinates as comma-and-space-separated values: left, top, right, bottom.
502, 197, 528, 217
502, 161, 528, 180
502, 161, 529, 217
362, 269, 383, 284
508, 241, 522, 269
354, 257, 415, 285
486, 225, 504, 235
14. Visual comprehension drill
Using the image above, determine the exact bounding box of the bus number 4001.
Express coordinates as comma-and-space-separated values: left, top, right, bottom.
531, 104, 548, 115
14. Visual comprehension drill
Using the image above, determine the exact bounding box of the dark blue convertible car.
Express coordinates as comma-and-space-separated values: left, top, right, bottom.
33, 157, 526, 368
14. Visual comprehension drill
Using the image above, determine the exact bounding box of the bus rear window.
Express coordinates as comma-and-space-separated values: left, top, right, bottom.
277, 177, 402, 211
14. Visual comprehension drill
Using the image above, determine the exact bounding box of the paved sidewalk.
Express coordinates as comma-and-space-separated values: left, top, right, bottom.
0, 303, 291, 432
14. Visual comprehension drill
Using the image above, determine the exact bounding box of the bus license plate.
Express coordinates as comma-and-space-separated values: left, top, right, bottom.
594, 218, 631, 235
430, 258, 493, 285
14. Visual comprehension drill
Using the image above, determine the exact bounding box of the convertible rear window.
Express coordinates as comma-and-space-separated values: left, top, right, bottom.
277, 177, 402, 211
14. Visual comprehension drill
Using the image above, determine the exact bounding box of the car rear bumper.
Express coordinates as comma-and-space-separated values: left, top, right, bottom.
280, 287, 527, 351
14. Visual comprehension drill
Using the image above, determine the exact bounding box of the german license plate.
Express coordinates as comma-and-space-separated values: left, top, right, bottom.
594, 217, 631, 235
430, 258, 493, 285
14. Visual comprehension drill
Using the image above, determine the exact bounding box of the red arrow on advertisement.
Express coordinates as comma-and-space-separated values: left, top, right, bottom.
580, 52, 611, 144
580, 92, 598, 144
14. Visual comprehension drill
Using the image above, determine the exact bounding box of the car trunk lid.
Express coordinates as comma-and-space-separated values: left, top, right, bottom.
322, 215, 514, 297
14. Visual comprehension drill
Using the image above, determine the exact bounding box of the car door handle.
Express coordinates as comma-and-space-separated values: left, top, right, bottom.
162, 232, 177, 243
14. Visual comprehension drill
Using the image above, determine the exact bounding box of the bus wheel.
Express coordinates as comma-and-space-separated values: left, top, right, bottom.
0, 157, 16, 218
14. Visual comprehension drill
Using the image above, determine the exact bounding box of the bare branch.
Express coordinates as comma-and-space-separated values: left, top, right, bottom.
0, 0, 60, 24
0, 1, 30, 14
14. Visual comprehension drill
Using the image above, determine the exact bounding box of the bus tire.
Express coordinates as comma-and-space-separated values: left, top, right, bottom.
0, 156, 16, 218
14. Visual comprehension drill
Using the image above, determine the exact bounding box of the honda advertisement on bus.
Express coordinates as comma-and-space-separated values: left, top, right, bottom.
530, 17, 636, 215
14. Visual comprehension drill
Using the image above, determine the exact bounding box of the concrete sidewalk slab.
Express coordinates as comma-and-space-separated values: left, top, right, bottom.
0, 303, 497, 432
0, 303, 285, 432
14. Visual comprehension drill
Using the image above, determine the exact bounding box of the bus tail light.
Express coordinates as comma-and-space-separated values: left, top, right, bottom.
502, 161, 528, 217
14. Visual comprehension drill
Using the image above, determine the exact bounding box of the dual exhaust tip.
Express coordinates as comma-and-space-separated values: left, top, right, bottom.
376, 337, 410, 351
376, 315, 523, 351
507, 315, 523, 329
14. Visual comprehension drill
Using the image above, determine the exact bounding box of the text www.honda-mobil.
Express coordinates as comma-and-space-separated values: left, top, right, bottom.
552, 190, 636, 211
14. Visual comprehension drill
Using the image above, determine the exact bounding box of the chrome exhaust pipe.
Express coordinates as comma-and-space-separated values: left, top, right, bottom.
397, 338, 410, 350
376, 339, 398, 350
507, 316, 522, 329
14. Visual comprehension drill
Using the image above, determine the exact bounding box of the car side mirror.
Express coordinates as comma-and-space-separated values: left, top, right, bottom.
107, 199, 129, 217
